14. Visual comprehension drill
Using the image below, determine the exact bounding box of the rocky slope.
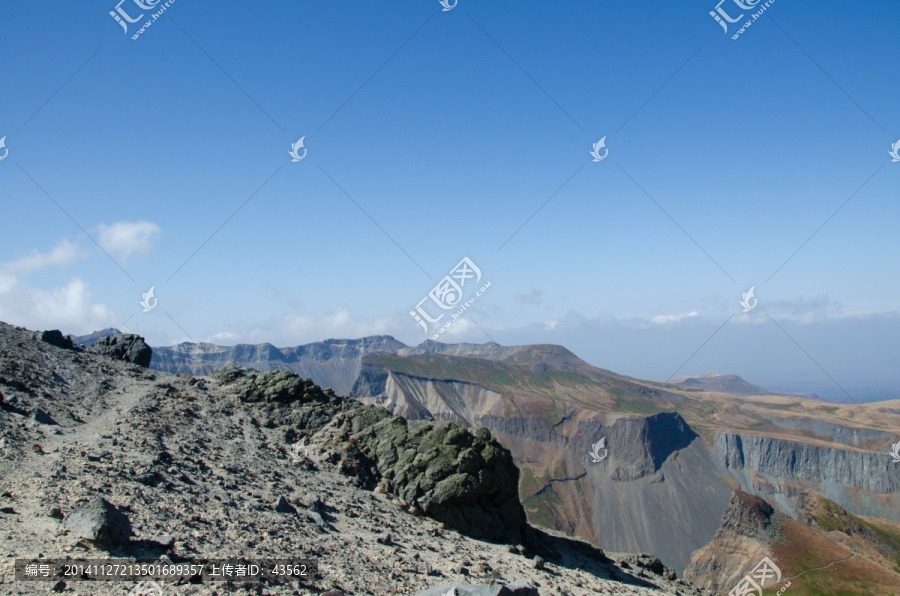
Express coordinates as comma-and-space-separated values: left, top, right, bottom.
78, 330, 900, 588
684, 490, 900, 594
0, 322, 702, 596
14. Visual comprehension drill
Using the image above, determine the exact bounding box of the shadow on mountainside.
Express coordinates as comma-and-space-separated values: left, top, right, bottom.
525, 527, 673, 591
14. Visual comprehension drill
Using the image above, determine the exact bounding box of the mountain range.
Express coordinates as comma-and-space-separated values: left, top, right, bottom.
71, 329, 900, 592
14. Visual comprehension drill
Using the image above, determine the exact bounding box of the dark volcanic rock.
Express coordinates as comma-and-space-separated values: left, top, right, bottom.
63, 497, 133, 547
87, 334, 152, 367
39, 330, 74, 350
33, 408, 57, 425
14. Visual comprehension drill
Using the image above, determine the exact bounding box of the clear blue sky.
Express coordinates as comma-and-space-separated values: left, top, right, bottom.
1, 0, 898, 401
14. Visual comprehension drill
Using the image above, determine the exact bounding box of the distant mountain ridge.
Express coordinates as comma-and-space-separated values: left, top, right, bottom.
671, 373, 820, 400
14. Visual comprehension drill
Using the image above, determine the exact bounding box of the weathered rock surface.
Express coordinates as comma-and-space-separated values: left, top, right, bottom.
38, 330, 74, 350
62, 496, 133, 546
86, 333, 153, 367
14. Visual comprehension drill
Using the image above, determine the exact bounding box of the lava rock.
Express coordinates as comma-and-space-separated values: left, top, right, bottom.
532, 555, 544, 570
63, 497, 133, 547
86, 334, 152, 367
39, 330, 74, 350
274, 496, 296, 514
33, 409, 57, 425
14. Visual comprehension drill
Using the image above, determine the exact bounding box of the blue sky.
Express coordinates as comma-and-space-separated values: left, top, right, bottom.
1, 0, 898, 401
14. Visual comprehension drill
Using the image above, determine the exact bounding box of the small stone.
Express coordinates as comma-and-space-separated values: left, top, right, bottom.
274, 496, 295, 514
33, 409, 57, 425
532, 555, 545, 570
50, 580, 66, 592
308, 511, 327, 528
0, 506, 16, 514
86, 452, 105, 462
376, 533, 393, 546
136, 472, 159, 486
48, 506, 64, 519
148, 535, 174, 549
32, 444, 44, 454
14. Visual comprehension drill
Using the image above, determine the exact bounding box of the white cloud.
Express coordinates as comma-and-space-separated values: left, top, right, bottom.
204, 331, 240, 344
0, 237, 115, 334
650, 311, 699, 325
281, 307, 395, 343
3, 238, 84, 275
0, 276, 115, 335
96, 221, 160, 261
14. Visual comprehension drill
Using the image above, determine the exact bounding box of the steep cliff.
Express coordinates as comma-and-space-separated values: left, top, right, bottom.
151, 336, 406, 395
717, 433, 900, 520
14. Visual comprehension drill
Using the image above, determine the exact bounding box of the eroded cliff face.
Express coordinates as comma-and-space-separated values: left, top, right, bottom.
151, 336, 406, 395
351, 367, 733, 573
716, 433, 900, 520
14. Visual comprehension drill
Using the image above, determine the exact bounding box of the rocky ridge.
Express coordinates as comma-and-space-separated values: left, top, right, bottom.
0, 322, 703, 595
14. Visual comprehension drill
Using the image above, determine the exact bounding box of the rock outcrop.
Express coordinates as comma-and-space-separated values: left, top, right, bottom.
87, 334, 153, 368
212, 366, 528, 544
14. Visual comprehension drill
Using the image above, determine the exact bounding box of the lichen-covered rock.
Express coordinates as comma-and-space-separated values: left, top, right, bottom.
86, 334, 152, 367
320, 408, 526, 544
212, 367, 526, 543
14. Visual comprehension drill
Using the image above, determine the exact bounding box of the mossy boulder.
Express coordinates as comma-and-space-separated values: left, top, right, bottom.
350, 415, 526, 544
211, 367, 527, 544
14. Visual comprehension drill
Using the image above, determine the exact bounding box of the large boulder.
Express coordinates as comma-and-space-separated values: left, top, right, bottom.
86, 334, 152, 367
63, 497, 133, 547
323, 409, 527, 544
